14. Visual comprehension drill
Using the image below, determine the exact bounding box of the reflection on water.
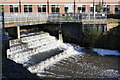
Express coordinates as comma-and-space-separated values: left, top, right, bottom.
38, 54, 120, 78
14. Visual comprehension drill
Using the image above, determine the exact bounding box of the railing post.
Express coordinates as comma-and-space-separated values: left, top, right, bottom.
47, 0, 49, 13
93, 0, 96, 19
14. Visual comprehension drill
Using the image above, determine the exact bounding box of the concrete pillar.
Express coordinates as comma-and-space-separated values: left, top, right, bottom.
58, 23, 63, 42
110, 5, 115, 14
32, 5, 38, 13
98, 25, 101, 32
60, 5, 65, 13
4, 5, 10, 12
17, 26, 20, 39
85, 5, 90, 13
104, 26, 107, 32
59, 31, 63, 43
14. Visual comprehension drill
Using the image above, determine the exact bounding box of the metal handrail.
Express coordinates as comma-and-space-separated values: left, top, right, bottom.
3, 13, 107, 24
4, 12, 48, 24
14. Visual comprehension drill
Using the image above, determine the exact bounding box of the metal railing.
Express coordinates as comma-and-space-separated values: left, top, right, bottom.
4, 12, 48, 24
3, 12, 107, 25
48, 13, 107, 22
48, 13, 82, 22
81, 13, 107, 21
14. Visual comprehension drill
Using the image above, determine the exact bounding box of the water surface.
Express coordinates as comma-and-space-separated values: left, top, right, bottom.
38, 53, 120, 78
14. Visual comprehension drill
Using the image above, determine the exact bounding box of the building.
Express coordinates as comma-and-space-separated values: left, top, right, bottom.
0, 0, 120, 14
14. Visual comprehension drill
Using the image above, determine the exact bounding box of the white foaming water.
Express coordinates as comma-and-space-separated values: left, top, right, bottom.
7, 31, 120, 78
7, 31, 82, 76
92, 48, 120, 56
28, 45, 81, 73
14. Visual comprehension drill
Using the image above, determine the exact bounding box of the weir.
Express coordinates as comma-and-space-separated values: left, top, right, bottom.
7, 31, 82, 76
6, 27, 120, 78
4, 13, 107, 45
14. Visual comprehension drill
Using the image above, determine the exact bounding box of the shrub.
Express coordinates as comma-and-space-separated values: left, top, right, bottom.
95, 23, 120, 51
82, 27, 101, 48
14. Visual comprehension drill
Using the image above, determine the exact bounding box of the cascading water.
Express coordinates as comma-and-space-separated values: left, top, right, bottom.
7, 31, 120, 78
7, 31, 83, 76
28, 45, 81, 73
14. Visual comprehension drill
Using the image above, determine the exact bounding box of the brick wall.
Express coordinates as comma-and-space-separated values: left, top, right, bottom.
60, 5, 64, 13
110, 5, 115, 14
32, 5, 38, 13
85, 5, 90, 13
4, 5, 10, 12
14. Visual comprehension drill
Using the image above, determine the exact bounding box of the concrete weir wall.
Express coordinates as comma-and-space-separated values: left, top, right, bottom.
5, 27, 18, 39
36, 22, 83, 44
5, 22, 83, 44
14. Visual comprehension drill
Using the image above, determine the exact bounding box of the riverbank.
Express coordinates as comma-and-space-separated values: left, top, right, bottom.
2, 57, 40, 79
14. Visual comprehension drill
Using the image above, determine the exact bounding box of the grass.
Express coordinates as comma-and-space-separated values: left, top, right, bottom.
106, 18, 120, 23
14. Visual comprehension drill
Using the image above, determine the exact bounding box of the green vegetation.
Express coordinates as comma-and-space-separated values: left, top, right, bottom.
82, 23, 120, 51
107, 18, 120, 23
96, 4, 102, 12
95, 23, 120, 51
82, 27, 101, 48
107, 14, 120, 19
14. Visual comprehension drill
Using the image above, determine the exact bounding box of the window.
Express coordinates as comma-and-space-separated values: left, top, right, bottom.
78, 7, 81, 13
90, 7, 93, 12
115, 5, 119, 14
96, 5, 102, 12
107, 5, 110, 13
65, 7, 68, 13
102, 6, 110, 13
38, 5, 46, 12
82, 5, 85, 12
52, 5, 56, 13
10, 5, 18, 12
103, 7, 106, 12
64, 5, 73, 13
24, 5, 32, 12
52, 5, 60, 13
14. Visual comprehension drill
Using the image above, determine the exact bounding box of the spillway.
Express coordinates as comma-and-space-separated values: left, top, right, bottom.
7, 31, 83, 77
7, 31, 120, 79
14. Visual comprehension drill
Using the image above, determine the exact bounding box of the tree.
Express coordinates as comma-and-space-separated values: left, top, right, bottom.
96, 4, 102, 12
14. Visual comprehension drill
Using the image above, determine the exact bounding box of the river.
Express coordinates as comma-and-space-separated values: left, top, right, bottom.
7, 32, 120, 79
37, 50, 120, 79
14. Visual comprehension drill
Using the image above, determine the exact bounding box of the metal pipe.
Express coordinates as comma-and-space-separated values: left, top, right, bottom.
47, 0, 49, 13
102, 0, 104, 13
74, 0, 75, 15
19, 0, 21, 12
